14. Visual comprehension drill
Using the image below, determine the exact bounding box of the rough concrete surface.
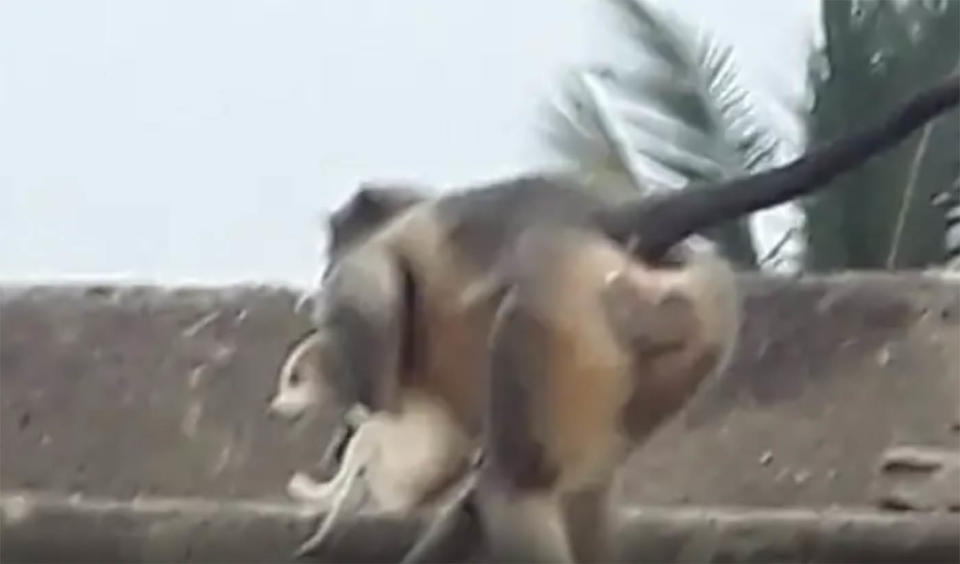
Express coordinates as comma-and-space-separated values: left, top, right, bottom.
1, 274, 959, 562
2, 273, 958, 508
623, 272, 960, 509
2, 491, 958, 563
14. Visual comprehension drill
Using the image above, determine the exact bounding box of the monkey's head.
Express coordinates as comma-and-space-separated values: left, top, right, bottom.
324, 182, 429, 274
297, 181, 427, 325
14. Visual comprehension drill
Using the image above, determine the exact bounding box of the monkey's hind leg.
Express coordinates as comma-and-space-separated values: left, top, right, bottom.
561, 480, 617, 564
475, 478, 574, 564
474, 289, 576, 564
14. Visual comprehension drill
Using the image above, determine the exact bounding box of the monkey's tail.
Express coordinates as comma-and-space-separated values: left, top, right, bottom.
597, 73, 960, 262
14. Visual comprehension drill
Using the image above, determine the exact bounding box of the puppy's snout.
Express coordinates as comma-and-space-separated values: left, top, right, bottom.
267, 394, 305, 421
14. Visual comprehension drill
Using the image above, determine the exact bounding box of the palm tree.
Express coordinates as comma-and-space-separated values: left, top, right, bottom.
540, 0, 809, 272
803, 0, 960, 271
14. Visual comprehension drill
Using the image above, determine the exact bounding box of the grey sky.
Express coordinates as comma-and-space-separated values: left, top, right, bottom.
0, 0, 817, 287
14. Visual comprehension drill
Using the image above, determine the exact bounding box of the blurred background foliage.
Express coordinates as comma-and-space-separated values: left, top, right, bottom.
542, 0, 959, 272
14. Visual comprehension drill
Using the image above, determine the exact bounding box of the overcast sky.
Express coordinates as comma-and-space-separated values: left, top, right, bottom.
0, 0, 818, 287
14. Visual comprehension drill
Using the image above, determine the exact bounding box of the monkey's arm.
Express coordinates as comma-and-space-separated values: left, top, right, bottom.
316, 246, 415, 413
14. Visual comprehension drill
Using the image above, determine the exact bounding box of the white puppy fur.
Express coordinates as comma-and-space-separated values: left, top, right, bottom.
268, 333, 473, 555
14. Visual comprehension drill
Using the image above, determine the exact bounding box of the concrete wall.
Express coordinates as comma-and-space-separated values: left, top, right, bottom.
2, 493, 957, 563
1, 273, 958, 561
3, 273, 958, 507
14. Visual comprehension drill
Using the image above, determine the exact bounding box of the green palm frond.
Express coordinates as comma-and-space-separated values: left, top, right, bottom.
542, 0, 793, 192
803, 0, 959, 271
540, 0, 806, 268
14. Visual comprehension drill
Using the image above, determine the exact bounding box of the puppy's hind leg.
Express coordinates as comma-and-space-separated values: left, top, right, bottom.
293, 468, 367, 558
288, 405, 374, 504
291, 420, 381, 558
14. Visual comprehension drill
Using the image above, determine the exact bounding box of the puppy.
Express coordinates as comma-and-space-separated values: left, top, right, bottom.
269, 256, 474, 556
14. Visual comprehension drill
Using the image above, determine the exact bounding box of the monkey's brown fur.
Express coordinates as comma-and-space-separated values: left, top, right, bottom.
284, 74, 959, 562
475, 229, 736, 562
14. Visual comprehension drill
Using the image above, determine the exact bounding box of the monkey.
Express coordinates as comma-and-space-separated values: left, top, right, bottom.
284, 75, 959, 562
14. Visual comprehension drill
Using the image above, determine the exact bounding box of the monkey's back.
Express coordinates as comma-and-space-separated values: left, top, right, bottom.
362, 180, 624, 436
360, 179, 738, 481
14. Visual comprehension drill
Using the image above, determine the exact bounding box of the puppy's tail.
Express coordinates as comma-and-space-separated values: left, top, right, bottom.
597, 73, 960, 261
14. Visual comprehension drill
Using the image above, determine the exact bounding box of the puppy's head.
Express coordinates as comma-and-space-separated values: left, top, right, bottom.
268, 329, 339, 421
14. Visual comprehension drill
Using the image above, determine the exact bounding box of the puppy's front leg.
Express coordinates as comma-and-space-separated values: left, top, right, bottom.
312, 404, 374, 482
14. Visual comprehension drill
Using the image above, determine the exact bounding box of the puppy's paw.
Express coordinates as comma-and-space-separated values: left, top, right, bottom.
343, 404, 372, 428
287, 471, 334, 504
